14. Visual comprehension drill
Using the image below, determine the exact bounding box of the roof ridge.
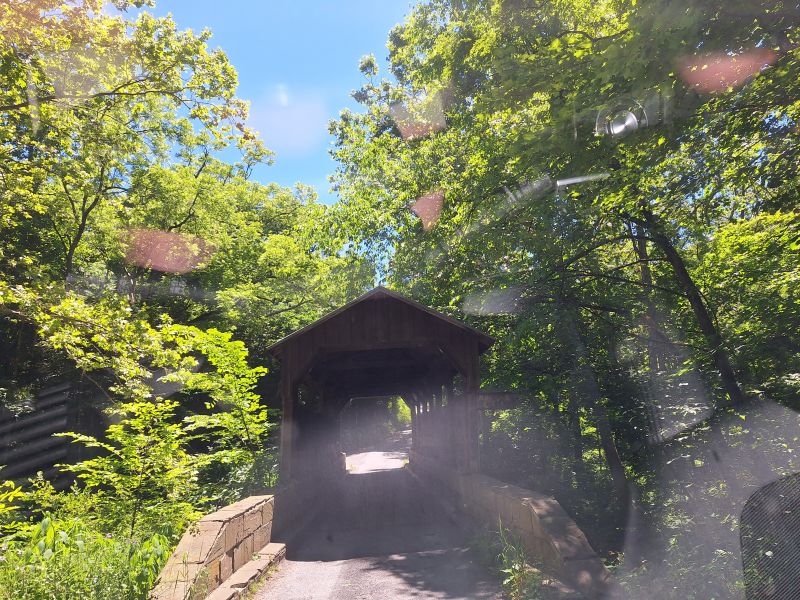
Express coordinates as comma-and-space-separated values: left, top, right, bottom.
265, 286, 494, 355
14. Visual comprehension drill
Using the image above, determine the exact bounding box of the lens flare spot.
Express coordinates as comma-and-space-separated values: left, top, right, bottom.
411, 191, 445, 231
390, 88, 449, 141
462, 286, 524, 316
125, 229, 215, 274
678, 48, 777, 93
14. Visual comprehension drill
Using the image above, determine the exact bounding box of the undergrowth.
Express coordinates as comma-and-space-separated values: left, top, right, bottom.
0, 516, 168, 600
472, 521, 544, 600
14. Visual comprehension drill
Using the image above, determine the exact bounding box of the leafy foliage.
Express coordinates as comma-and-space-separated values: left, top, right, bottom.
471, 522, 545, 600
327, 0, 800, 596
0, 2, 367, 597
0, 516, 169, 600
2, 0, 799, 598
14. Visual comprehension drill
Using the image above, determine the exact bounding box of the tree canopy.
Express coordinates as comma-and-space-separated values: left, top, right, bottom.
326, 0, 800, 596
1, 1, 799, 598
0, 5, 370, 594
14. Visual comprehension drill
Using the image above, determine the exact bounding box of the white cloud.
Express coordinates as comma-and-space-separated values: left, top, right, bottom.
248, 85, 329, 157
274, 84, 290, 107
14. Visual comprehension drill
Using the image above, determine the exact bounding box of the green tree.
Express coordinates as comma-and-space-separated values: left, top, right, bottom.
0, 0, 267, 283
1, 288, 275, 536
327, 0, 800, 593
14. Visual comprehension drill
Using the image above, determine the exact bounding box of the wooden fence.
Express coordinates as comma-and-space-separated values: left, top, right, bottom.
0, 381, 105, 487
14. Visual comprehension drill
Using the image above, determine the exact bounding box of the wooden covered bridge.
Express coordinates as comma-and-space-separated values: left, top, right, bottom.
151, 287, 618, 600
267, 285, 493, 481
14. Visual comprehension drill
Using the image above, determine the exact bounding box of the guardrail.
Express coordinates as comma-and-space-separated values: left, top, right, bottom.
150, 495, 284, 600
409, 449, 625, 599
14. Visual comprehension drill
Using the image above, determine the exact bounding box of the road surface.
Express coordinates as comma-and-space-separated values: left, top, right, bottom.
254, 434, 502, 600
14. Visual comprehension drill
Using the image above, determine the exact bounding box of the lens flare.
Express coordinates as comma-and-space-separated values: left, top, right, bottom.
678, 48, 777, 93
125, 229, 215, 274
411, 190, 445, 231
462, 286, 524, 315
390, 88, 449, 141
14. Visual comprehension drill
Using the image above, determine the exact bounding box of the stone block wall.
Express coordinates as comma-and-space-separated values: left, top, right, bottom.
409, 450, 622, 599
151, 495, 277, 600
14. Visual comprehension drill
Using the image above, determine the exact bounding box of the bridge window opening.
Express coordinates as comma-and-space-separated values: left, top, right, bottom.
340, 395, 411, 474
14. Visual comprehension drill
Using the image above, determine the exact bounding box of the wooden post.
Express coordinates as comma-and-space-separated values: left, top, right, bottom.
464, 339, 481, 473
426, 385, 437, 459
279, 352, 294, 482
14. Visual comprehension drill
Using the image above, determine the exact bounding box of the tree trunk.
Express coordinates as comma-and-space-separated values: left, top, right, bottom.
630, 224, 664, 373
640, 211, 746, 405
566, 389, 586, 475
62, 208, 89, 279
629, 223, 669, 442
64, 236, 80, 279
561, 302, 631, 510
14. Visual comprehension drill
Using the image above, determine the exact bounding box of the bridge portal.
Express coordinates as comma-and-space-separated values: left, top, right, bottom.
266, 286, 494, 481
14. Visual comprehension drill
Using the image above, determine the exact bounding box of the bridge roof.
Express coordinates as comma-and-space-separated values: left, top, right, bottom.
266, 286, 494, 357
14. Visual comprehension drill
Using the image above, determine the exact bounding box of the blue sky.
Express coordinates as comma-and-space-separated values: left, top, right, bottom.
150, 1, 416, 204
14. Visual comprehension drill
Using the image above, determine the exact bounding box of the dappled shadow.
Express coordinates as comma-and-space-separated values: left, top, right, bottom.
260, 467, 502, 600
287, 516, 464, 562
258, 541, 501, 600
360, 546, 501, 600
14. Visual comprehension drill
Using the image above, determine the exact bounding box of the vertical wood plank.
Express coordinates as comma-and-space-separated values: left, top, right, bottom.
279, 345, 294, 481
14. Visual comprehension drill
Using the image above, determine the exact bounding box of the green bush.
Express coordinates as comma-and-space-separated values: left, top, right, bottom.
0, 480, 25, 534
0, 516, 169, 600
0, 297, 279, 598
471, 522, 544, 600
496, 525, 544, 600
388, 397, 412, 429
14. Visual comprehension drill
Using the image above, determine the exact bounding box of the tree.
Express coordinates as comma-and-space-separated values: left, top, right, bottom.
326, 0, 800, 589
0, 0, 267, 282
0, 1, 372, 399
1, 288, 274, 535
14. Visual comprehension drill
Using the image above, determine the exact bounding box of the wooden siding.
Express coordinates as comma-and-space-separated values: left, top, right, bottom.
0, 381, 106, 487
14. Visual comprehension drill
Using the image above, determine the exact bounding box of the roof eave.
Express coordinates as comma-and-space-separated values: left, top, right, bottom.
265, 286, 495, 357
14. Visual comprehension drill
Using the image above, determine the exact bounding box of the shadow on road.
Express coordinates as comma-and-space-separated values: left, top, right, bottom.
257, 465, 502, 600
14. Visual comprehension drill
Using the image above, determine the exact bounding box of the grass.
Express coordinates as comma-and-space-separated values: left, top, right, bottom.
470, 520, 545, 600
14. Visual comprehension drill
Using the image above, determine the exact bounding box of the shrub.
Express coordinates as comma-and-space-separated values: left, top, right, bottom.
57, 398, 201, 540
0, 293, 278, 597
471, 522, 544, 600
496, 525, 544, 600
0, 516, 169, 600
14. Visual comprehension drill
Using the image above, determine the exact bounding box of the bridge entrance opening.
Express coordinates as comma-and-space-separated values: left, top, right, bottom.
261, 288, 507, 599
340, 396, 411, 474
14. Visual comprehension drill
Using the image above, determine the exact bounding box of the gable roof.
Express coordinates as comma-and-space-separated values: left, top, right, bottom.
266, 286, 494, 356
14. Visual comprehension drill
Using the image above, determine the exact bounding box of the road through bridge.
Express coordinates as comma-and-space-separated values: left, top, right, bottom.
151, 287, 619, 600
256, 440, 502, 600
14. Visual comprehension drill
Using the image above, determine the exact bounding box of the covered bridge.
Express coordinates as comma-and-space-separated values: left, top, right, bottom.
266, 286, 494, 480
152, 287, 619, 600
